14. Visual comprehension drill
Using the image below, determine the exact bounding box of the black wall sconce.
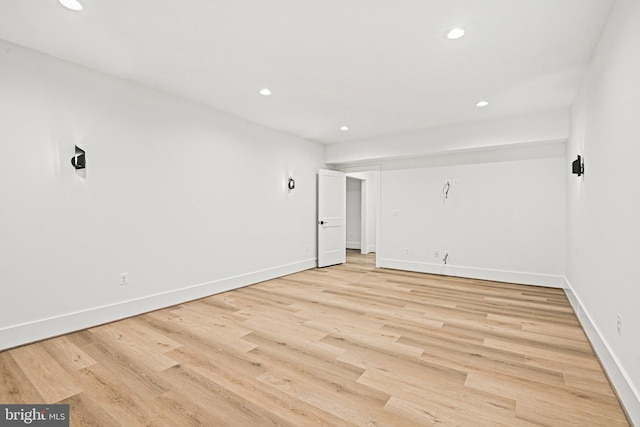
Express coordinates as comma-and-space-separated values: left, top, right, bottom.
572, 154, 584, 177
71, 145, 86, 170
287, 177, 296, 190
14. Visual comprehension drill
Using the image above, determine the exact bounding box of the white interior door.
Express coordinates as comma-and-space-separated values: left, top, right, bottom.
318, 169, 346, 267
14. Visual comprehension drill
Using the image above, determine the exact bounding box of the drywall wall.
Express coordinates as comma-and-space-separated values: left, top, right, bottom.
346, 177, 362, 250
0, 40, 325, 350
377, 151, 566, 287
566, 0, 640, 420
325, 110, 570, 165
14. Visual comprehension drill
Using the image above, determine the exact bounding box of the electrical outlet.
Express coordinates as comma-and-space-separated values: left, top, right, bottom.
120, 272, 129, 286
404, 247, 410, 255
617, 314, 622, 335
392, 209, 400, 217
433, 250, 440, 259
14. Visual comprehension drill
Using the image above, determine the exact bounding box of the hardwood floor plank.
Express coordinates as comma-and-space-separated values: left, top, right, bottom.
70, 364, 165, 426
88, 324, 178, 372
243, 333, 362, 382
0, 251, 630, 426
561, 368, 616, 394
488, 313, 586, 339
241, 312, 329, 343
256, 365, 408, 426
465, 371, 628, 425
167, 347, 350, 426
40, 336, 97, 372
0, 351, 43, 404
515, 400, 628, 427
154, 364, 293, 427
62, 393, 123, 427
163, 310, 258, 354
399, 336, 569, 389
79, 338, 173, 402
9, 344, 83, 403
483, 337, 602, 367
114, 317, 184, 353
328, 336, 468, 387
358, 369, 531, 427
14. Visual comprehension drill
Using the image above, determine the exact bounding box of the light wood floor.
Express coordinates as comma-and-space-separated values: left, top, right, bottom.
0, 251, 629, 426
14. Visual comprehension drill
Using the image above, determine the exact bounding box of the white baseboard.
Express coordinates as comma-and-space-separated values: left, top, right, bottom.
346, 241, 362, 250
0, 258, 317, 351
377, 258, 565, 288
564, 278, 639, 426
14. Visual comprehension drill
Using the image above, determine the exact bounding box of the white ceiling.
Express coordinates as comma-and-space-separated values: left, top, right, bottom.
0, 0, 614, 144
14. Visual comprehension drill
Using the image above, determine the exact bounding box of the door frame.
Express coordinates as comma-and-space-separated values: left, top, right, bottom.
345, 175, 369, 254
345, 170, 379, 257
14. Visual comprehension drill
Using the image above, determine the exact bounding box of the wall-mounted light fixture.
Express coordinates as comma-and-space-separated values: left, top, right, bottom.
572, 154, 584, 177
288, 177, 296, 191
71, 145, 86, 170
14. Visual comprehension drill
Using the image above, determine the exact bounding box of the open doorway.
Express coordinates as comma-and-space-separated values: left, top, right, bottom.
345, 171, 378, 265
346, 177, 363, 251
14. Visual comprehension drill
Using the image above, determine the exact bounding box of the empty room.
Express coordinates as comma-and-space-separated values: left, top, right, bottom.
0, 0, 638, 426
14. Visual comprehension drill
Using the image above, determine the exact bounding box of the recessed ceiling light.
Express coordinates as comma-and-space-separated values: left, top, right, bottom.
340, 126, 349, 131
59, 0, 83, 11
447, 28, 465, 40
476, 100, 489, 107
259, 88, 272, 96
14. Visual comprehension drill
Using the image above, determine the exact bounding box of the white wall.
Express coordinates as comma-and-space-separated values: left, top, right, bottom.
325, 110, 569, 166
345, 178, 362, 249
566, 0, 640, 420
0, 40, 325, 350
377, 148, 566, 287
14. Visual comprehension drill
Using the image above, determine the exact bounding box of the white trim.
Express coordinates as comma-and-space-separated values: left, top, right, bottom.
564, 278, 640, 425
360, 179, 368, 255
377, 258, 565, 288
0, 259, 316, 351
